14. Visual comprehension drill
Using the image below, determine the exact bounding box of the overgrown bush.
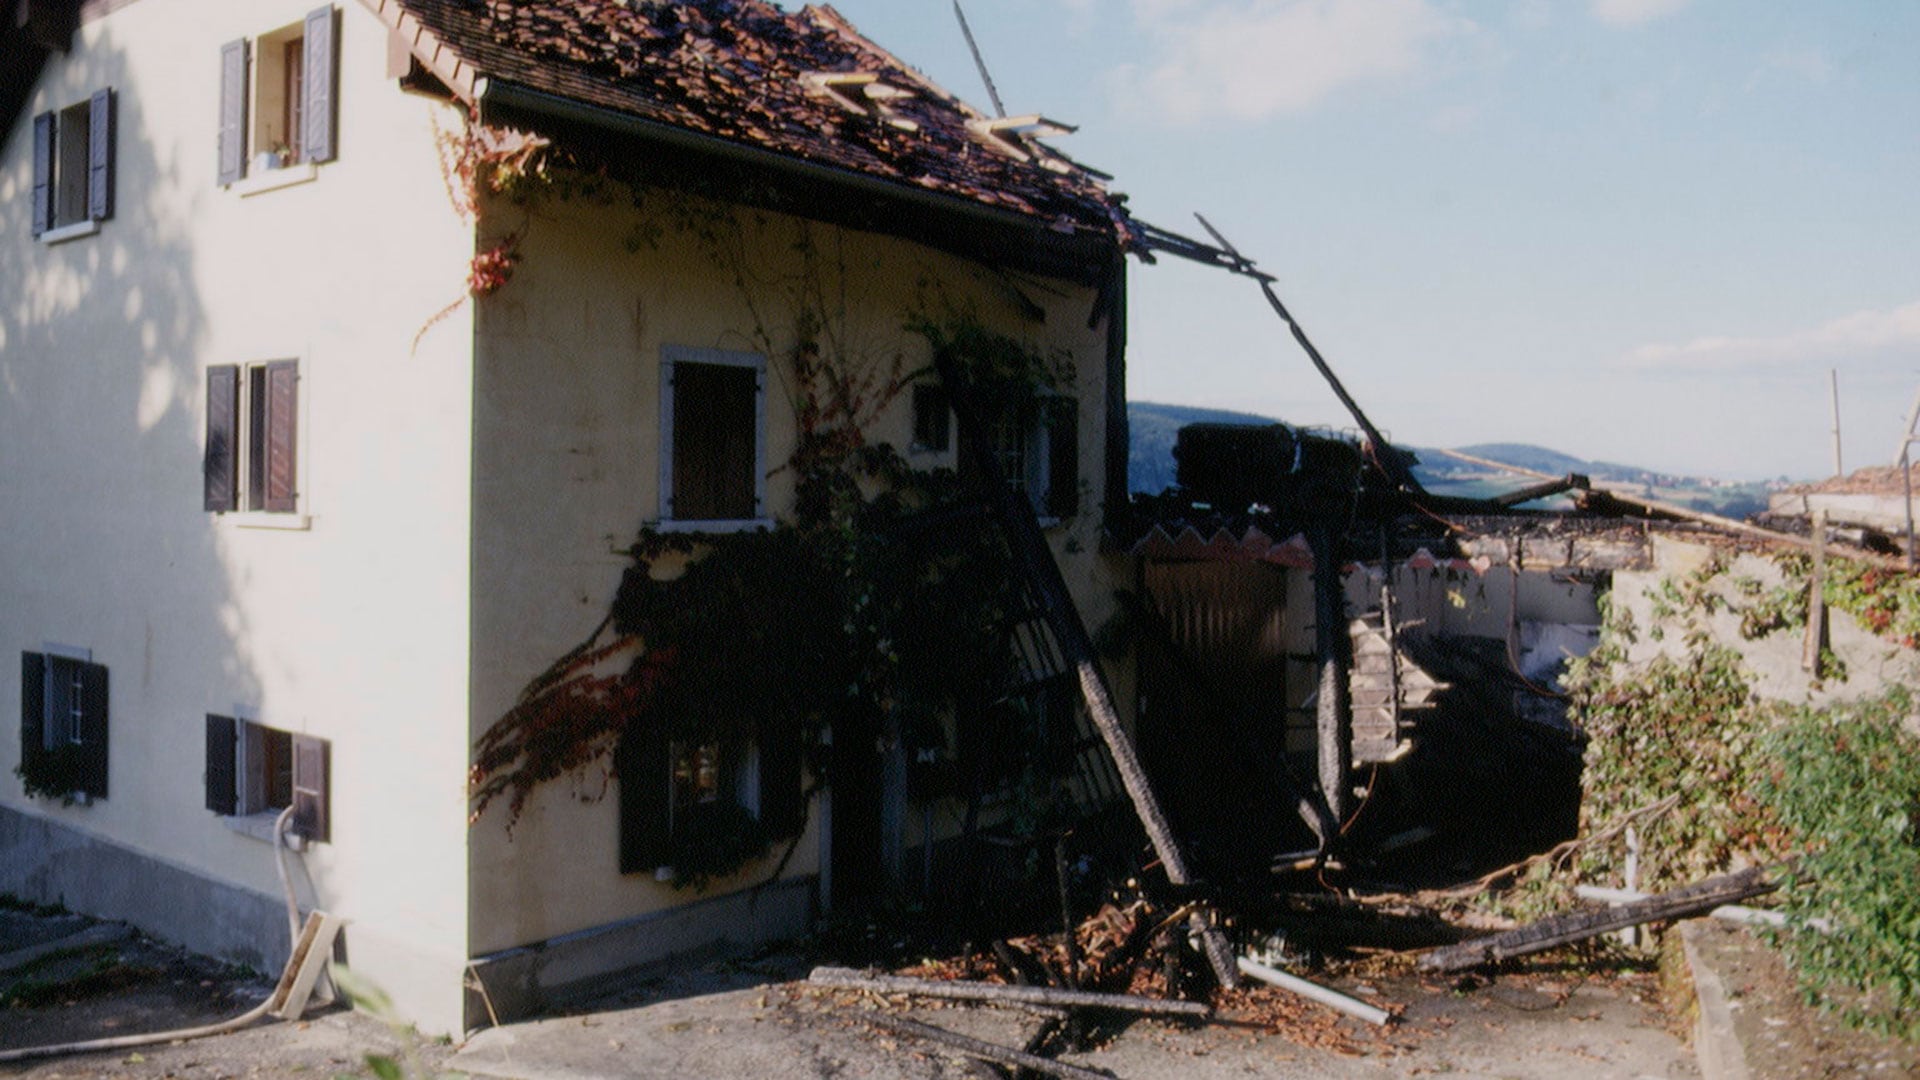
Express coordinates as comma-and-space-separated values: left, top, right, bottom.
1759, 691, 1920, 1039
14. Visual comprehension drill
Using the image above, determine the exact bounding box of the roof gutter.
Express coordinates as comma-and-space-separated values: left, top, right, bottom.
474, 76, 1112, 256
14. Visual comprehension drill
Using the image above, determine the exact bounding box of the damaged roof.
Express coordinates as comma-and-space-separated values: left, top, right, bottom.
376, 0, 1139, 247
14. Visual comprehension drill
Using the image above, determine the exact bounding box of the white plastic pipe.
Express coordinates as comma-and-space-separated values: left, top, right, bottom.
1236, 956, 1393, 1026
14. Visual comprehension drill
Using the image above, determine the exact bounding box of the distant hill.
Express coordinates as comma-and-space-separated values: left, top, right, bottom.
1125, 402, 1772, 518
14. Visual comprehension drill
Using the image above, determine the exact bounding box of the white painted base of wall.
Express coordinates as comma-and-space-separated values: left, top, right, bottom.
0, 803, 289, 973
465, 875, 816, 1032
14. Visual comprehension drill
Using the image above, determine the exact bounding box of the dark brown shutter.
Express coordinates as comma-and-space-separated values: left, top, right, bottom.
291, 734, 328, 842
757, 720, 804, 839
78, 662, 108, 799
218, 38, 248, 185
204, 365, 239, 512
205, 715, 237, 815
87, 88, 114, 221
263, 361, 298, 512
19, 652, 46, 777
31, 112, 53, 237
669, 362, 758, 521
616, 724, 672, 873
1046, 398, 1079, 519
302, 6, 338, 165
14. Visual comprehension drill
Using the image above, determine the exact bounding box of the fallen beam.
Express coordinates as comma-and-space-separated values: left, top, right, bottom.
1573, 885, 1830, 933
809, 967, 1211, 1017
856, 1012, 1112, 1080
1419, 866, 1776, 972
1235, 957, 1393, 1026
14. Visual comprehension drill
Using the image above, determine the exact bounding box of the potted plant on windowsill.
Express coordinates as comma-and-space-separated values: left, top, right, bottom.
15, 744, 91, 805
253, 143, 293, 173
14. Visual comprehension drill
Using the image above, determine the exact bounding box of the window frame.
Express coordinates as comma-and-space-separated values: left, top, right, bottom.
205, 359, 307, 526
205, 713, 329, 844
30, 87, 114, 243
657, 345, 770, 533
18, 645, 108, 803
965, 390, 1080, 524
218, 6, 338, 190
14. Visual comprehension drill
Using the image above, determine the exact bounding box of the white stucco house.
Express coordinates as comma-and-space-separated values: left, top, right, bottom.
0, 0, 1139, 1033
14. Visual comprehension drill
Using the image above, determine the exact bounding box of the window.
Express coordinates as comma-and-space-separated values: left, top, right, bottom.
658, 346, 767, 528
205, 715, 329, 843
17, 648, 108, 802
219, 6, 338, 186
205, 361, 299, 514
29, 89, 114, 240
965, 394, 1080, 520
616, 724, 803, 876
910, 384, 951, 453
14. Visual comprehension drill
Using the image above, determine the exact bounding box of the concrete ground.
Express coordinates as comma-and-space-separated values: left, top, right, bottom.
445, 956, 1698, 1080
16, 903, 1902, 1080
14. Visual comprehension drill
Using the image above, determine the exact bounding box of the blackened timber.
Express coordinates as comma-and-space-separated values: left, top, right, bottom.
1418, 866, 1777, 973
932, 345, 1239, 989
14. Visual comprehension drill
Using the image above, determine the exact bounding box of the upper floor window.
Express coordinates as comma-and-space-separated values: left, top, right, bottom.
219, 6, 338, 186
658, 346, 767, 529
966, 393, 1079, 522
205, 360, 300, 515
30, 89, 115, 241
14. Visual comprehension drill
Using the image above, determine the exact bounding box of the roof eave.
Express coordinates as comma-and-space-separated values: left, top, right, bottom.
476, 76, 1122, 281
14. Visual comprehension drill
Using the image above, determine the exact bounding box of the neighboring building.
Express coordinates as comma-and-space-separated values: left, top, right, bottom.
0, 0, 1138, 1033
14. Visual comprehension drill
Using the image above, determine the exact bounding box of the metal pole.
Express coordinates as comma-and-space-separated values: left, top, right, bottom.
1829, 368, 1843, 478
1903, 441, 1915, 574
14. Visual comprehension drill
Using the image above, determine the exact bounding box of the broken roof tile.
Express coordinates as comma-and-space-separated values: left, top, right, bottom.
386, 0, 1136, 245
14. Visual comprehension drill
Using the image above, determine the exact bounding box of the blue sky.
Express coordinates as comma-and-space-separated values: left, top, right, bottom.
826, 0, 1920, 480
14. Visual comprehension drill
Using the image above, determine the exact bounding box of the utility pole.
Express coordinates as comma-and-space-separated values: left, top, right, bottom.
1830, 368, 1843, 479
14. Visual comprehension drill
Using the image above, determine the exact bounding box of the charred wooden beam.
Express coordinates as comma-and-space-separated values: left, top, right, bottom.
1418, 867, 1776, 973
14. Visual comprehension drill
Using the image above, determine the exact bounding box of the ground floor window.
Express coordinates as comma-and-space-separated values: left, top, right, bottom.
17, 648, 108, 802
205, 715, 328, 842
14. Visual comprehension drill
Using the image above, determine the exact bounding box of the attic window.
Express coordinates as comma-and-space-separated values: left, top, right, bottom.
801, 71, 919, 132
966, 115, 1076, 172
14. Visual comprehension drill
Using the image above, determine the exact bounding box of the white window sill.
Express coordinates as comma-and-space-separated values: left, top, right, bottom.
654, 518, 774, 534
231, 162, 318, 198
223, 511, 311, 531
39, 220, 99, 245
222, 811, 307, 850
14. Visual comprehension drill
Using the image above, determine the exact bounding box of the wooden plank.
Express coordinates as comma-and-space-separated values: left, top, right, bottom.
809, 968, 1211, 1016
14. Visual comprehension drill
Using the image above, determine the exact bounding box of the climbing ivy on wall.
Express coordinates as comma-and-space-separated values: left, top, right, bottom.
468, 305, 1075, 887
1569, 550, 1920, 1036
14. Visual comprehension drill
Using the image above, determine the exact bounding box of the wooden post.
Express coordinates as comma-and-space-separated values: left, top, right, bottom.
1804, 509, 1828, 677
1308, 526, 1351, 827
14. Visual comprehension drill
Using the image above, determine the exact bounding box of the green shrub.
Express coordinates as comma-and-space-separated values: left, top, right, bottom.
1759, 692, 1920, 1039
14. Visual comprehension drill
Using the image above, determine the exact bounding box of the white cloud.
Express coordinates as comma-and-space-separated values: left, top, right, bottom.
1590, 0, 1689, 27
1619, 300, 1920, 374
1128, 0, 1462, 123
